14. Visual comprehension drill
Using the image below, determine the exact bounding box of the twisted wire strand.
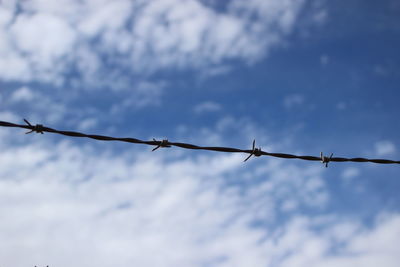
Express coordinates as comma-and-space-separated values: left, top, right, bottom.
1, 119, 399, 166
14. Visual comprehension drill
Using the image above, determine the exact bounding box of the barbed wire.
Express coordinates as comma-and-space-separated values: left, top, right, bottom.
0, 119, 399, 167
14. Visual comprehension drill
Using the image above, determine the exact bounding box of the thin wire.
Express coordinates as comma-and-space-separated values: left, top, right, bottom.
1, 119, 399, 166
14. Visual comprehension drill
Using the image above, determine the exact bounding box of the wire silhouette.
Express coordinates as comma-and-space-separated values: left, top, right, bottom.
0, 119, 399, 167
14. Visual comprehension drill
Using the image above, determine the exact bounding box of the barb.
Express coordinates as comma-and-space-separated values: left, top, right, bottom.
24, 119, 44, 134
152, 138, 171, 151
320, 152, 333, 168
0, 119, 399, 166
244, 139, 262, 162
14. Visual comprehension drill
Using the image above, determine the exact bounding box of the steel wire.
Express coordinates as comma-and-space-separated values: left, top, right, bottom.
1, 119, 399, 166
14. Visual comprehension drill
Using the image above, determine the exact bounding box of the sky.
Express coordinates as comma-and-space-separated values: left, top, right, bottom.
1, 0, 400, 266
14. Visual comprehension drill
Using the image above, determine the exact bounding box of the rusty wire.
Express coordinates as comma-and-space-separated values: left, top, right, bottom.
0, 119, 399, 167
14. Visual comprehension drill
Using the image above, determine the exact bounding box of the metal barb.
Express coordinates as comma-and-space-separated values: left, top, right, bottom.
320, 152, 333, 168
24, 119, 44, 134
152, 138, 171, 151
244, 139, 262, 162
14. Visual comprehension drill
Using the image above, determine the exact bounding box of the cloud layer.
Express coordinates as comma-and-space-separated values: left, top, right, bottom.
0, 124, 399, 267
1, 0, 311, 87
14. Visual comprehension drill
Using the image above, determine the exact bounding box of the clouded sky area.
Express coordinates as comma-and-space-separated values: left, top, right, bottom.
1, 0, 400, 266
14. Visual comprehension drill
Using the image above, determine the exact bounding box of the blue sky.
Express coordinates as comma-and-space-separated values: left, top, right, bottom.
1, 0, 400, 266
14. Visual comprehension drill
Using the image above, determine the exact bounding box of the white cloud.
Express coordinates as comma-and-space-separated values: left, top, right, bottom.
336, 101, 347, 110
320, 54, 329, 65
194, 101, 222, 114
341, 167, 360, 180
284, 93, 305, 109
309, 215, 400, 267
312, 9, 328, 24
273, 215, 400, 267
11, 13, 76, 60
9, 12, 77, 84
2, 86, 67, 124
200, 65, 232, 78
3, 80, 164, 127
374, 140, 396, 156
110, 80, 166, 114
0, 110, 19, 122
0, 0, 321, 86
10, 86, 35, 102
77, 118, 98, 131
373, 65, 389, 76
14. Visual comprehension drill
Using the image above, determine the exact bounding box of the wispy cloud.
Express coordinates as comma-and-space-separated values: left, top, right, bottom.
10, 86, 35, 102
284, 93, 305, 109
320, 54, 329, 66
77, 117, 98, 131
374, 140, 396, 156
110, 80, 166, 114
4, 87, 67, 124
194, 101, 222, 114
341, 167, 360, 180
